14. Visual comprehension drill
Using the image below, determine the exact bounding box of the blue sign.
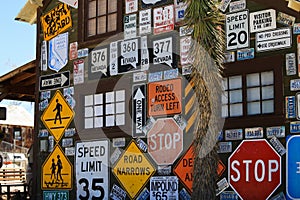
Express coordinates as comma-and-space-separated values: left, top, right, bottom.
286, 96, 296, 118
287, 135, 300, 199
237, 48, 254, 61
290, 121, 300, 133
220, 191, 239, 200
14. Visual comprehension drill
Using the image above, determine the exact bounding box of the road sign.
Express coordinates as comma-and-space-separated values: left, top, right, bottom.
256, 27, 292, 52
39, 71, 70, 91
148, 79, 182, 117
76, 140, 109, 200
228, 139, 281, 200
150, 176, 178, 200
132, 84, 146, 138
42, 145, 73, 190
287, 135, 300, 199
249, 9, 276, 33
226, 10, 249, 50
43, 191, 69, 200
174, 144, 226, 193
113, 140, 156, 199
41, 90, 74, 142
148, 118, 183, 165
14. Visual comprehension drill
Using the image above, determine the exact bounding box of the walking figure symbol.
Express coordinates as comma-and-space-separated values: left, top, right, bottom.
53, 99, 62, 124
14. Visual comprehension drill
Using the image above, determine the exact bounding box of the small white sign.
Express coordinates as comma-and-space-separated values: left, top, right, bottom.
229, 0, 246, 13
120, 38, 139, 70
139, 9, 152, 35
153, 36, 173, 67
48, 32, 69, 72
245, 127, 263, 139
179, 25, 194, 37
59, 0, 78, 8
286, 53, 297, 76
250, 9, 276, 33
133, 71, 147, 82
73, 59, 84, 85
256, 36, 291, 52
110, 41, 118, 76
224, 51, 235, 63
219, 0, 231, 12
174, 0, 187, 23
226, 10, 249, 50
124, 14, 137, 39
150, 176, 178, 200
291, 79, 300, 91
141, 36, 150, 70
180, 36, 193, 66
41, 41, 47, 71
125, 0, 138, 14
256, 27, 291, 42
90, 47, 108, 76
153, 5, 175, 35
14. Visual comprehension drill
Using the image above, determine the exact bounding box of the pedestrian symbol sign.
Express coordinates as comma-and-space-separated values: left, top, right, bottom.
42, 145, 73, 190
41, 90, 74, 141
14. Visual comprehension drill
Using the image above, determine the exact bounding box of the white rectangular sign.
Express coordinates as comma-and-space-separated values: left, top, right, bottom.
124, 14, 137, 39
59, 0, 78, 8
153, 5, 175, 35
139, 9, 152, 35
150, 176, 178, 200
256, 36, 291, 52
250, 9, 276, 33
76, 140, 109, 200
226, 10, 249, 50
256, 27, 291, 42
125, 0, 138, 14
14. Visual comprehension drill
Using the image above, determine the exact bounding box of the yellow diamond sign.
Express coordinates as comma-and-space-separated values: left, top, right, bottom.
41, 90, 74, 141
113, 140, 156, 199
42, 145, 73, 190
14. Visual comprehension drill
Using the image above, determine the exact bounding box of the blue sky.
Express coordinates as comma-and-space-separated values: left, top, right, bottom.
0, 1, 36, 115
0, 0, 36, 76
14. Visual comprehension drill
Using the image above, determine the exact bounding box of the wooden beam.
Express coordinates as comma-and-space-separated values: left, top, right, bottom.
10, 72, 35, 85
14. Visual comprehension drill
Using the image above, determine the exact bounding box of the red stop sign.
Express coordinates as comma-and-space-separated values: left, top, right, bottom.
228, 139, 281, 200
147, 118, 183, 165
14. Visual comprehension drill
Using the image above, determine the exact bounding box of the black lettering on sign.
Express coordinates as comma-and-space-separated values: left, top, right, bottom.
77, 146, 106, 158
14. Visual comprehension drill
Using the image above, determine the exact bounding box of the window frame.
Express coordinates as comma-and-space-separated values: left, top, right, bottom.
222, 55, 284, 129
78, 0, 123, 46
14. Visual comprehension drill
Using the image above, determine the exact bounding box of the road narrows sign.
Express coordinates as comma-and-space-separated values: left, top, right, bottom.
41, 90, 74, 142
42, 145, 73, 190
113, 140, 156, 199
228, 139, 281, 200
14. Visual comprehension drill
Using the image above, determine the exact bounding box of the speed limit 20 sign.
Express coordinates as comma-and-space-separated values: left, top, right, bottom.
226, 10, 249, 50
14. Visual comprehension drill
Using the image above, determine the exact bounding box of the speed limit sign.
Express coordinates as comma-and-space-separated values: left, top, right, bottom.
226, 10, 249, 50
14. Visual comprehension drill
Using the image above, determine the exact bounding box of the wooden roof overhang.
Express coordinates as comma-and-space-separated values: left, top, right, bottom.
0, 60, 36, 102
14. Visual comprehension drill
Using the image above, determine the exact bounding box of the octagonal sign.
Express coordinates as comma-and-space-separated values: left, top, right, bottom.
147, 118, 183, 165
228, 139, 281, 200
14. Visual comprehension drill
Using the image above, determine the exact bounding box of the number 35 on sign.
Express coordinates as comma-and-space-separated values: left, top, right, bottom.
226, 10, 249, 50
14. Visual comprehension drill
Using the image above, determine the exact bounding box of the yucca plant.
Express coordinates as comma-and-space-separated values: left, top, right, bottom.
184, 0, 225, 199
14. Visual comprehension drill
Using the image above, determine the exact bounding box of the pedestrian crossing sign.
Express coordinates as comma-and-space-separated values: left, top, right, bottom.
41, 90, 74, 142
42, 145, 73, 190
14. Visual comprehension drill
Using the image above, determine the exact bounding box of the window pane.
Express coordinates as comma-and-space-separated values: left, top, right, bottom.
247, 102, 260, 115
222, 105, 228, 118
247, 73, 260, 87
230, 104, 243, 117
108, 0, 117, 13
88, 19, 96, 36
97, 16, 107, 34
88, 1, 97, 18
247, 87, 260, 101
261, 71, 274, 85
262, 86, 274, 99
108, 13, 117, 32
222, 91, 228, 104
229, 76, 242, 89
262, 100, 274, 113
98, 0, 107, 16
229, 90, 242, 103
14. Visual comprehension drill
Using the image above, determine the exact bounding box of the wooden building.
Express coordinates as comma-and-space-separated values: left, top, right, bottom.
14, 0, 300, 199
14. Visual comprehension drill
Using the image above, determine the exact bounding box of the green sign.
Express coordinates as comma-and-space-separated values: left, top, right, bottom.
43, 191, 69, 200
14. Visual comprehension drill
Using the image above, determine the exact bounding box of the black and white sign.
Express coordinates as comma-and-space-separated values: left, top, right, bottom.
256, 27, 292, 52
119, 38, 140, 73
139, 9, 152, 35
141, 36, 150, 70
76, 140, 109, 200
39, 71, 70, 91
41, 41, 47, 71
150, 176, 178, 200
89, 46, 109, 79
249, 9, 276, 33
124, 14, 137, 39
219, 0, 231, 12
153, 36, 174, 67
132, 84, 147, 138
141, 0, 172, 8
110, 41, 118, 76
286, 53, 297, 76
226, 10, 249, 50
110, 184, 126, 200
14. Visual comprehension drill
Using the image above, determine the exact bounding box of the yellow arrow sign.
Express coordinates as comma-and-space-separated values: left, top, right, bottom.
42, 145, 73, 190
41, 90, 74, 142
